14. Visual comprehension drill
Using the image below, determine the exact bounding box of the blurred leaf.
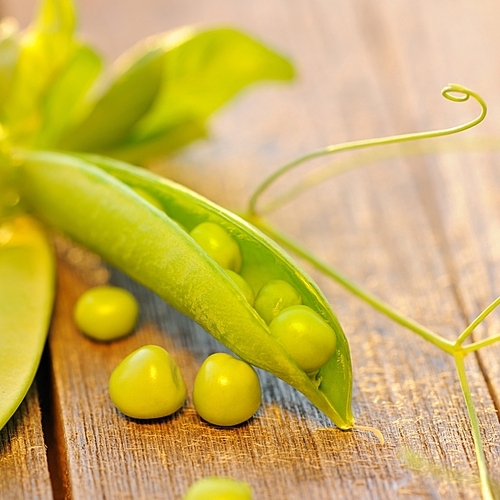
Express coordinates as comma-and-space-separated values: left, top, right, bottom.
133, 27, 295, 140
34, 0, 75, 37
57, 26, 294, 161
106, 120, 207, 164
36, 44, 102, 148
57, 45, 166, 151
0, 18, 20, 119
3, 0, 76, 145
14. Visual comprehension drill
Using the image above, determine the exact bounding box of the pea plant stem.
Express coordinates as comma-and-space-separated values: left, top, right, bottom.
455, 296, 500, 350
259, 136, 500, 217
454, 353, 496, 500
463, 334, 500, 354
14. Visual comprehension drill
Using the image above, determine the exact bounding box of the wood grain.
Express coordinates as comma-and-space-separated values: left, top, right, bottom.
2, 0, 500, 498
0, 385, 53, 500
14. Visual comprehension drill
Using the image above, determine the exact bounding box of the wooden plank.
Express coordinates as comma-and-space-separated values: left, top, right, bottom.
4, 0, 500, 498
0, 385, 53, 500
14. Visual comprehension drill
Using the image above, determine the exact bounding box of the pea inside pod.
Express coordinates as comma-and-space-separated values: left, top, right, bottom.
254, 278, 302, 324
18, 150, 354, 430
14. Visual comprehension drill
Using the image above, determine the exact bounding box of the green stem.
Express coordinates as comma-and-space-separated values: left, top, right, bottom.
464, 334, 500, 355
455, 296, 500, 347
454, 353, 495, 500
249, 215, 454, 354
248, 84, 487, 215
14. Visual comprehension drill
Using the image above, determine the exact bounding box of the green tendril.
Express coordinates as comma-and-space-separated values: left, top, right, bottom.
260, 136, 500, 215
248, 84, 487, 215
454, 354, 496, 500
456, 296, 500, 348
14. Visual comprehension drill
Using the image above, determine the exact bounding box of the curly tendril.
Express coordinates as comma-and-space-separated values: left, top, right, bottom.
247, 84, 487, 215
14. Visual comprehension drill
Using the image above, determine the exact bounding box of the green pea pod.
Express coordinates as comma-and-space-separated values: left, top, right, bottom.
0, 215, 55, 430
18, 151, 354, 429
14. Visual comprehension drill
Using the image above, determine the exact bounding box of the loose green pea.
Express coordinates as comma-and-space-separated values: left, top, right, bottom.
224, 269, 255, 306
73, 285, 139, 341
190, 221, 242, 272
183, 477, 253, 500
269, 305, 337, 374
193, 353, 261, 426
254, 279, 302, 325
109, 345, 186, 419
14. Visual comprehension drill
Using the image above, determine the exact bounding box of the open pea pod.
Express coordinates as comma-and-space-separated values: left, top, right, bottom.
0, 215, 55, 430
18, 150, 354, 429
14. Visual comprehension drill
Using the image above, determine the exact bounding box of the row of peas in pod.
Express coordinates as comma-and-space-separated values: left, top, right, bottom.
186, 219, 338, 376
132, 181, 339, 377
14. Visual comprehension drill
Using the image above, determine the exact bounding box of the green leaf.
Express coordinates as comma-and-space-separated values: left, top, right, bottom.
57, 45, 166, 151
57, 26, 294, 161
36, 43, 102, 148
112, 27, 295, 162
105, 119, 207, 164
3, 0, 76, 145
132, 27, 295, 140
34, 0, 75, 37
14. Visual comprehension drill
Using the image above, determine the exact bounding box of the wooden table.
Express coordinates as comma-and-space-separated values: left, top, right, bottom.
2, 0, 500, 498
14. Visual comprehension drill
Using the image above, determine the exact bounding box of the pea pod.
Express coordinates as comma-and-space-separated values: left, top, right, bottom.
0, 215, 55, 430
18, 150, 354, 429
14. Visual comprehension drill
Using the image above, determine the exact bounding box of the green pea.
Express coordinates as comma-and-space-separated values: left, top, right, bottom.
193, 353, 261, 426
224, 269, 255, 306
269, 305, 337, 374
132, 186, 188, 231
109, 345, 186, 419
190, 221, 242, 272
183, 477, 253, 500
254, 279, 302, 325
73, 285, 139, 341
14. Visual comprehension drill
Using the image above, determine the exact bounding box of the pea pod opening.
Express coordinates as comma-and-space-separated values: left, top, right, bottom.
17, 150, 354, 429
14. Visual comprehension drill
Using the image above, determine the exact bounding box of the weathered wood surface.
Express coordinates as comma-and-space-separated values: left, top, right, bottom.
2, 0, 500, 498
0, 384, 53, 499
